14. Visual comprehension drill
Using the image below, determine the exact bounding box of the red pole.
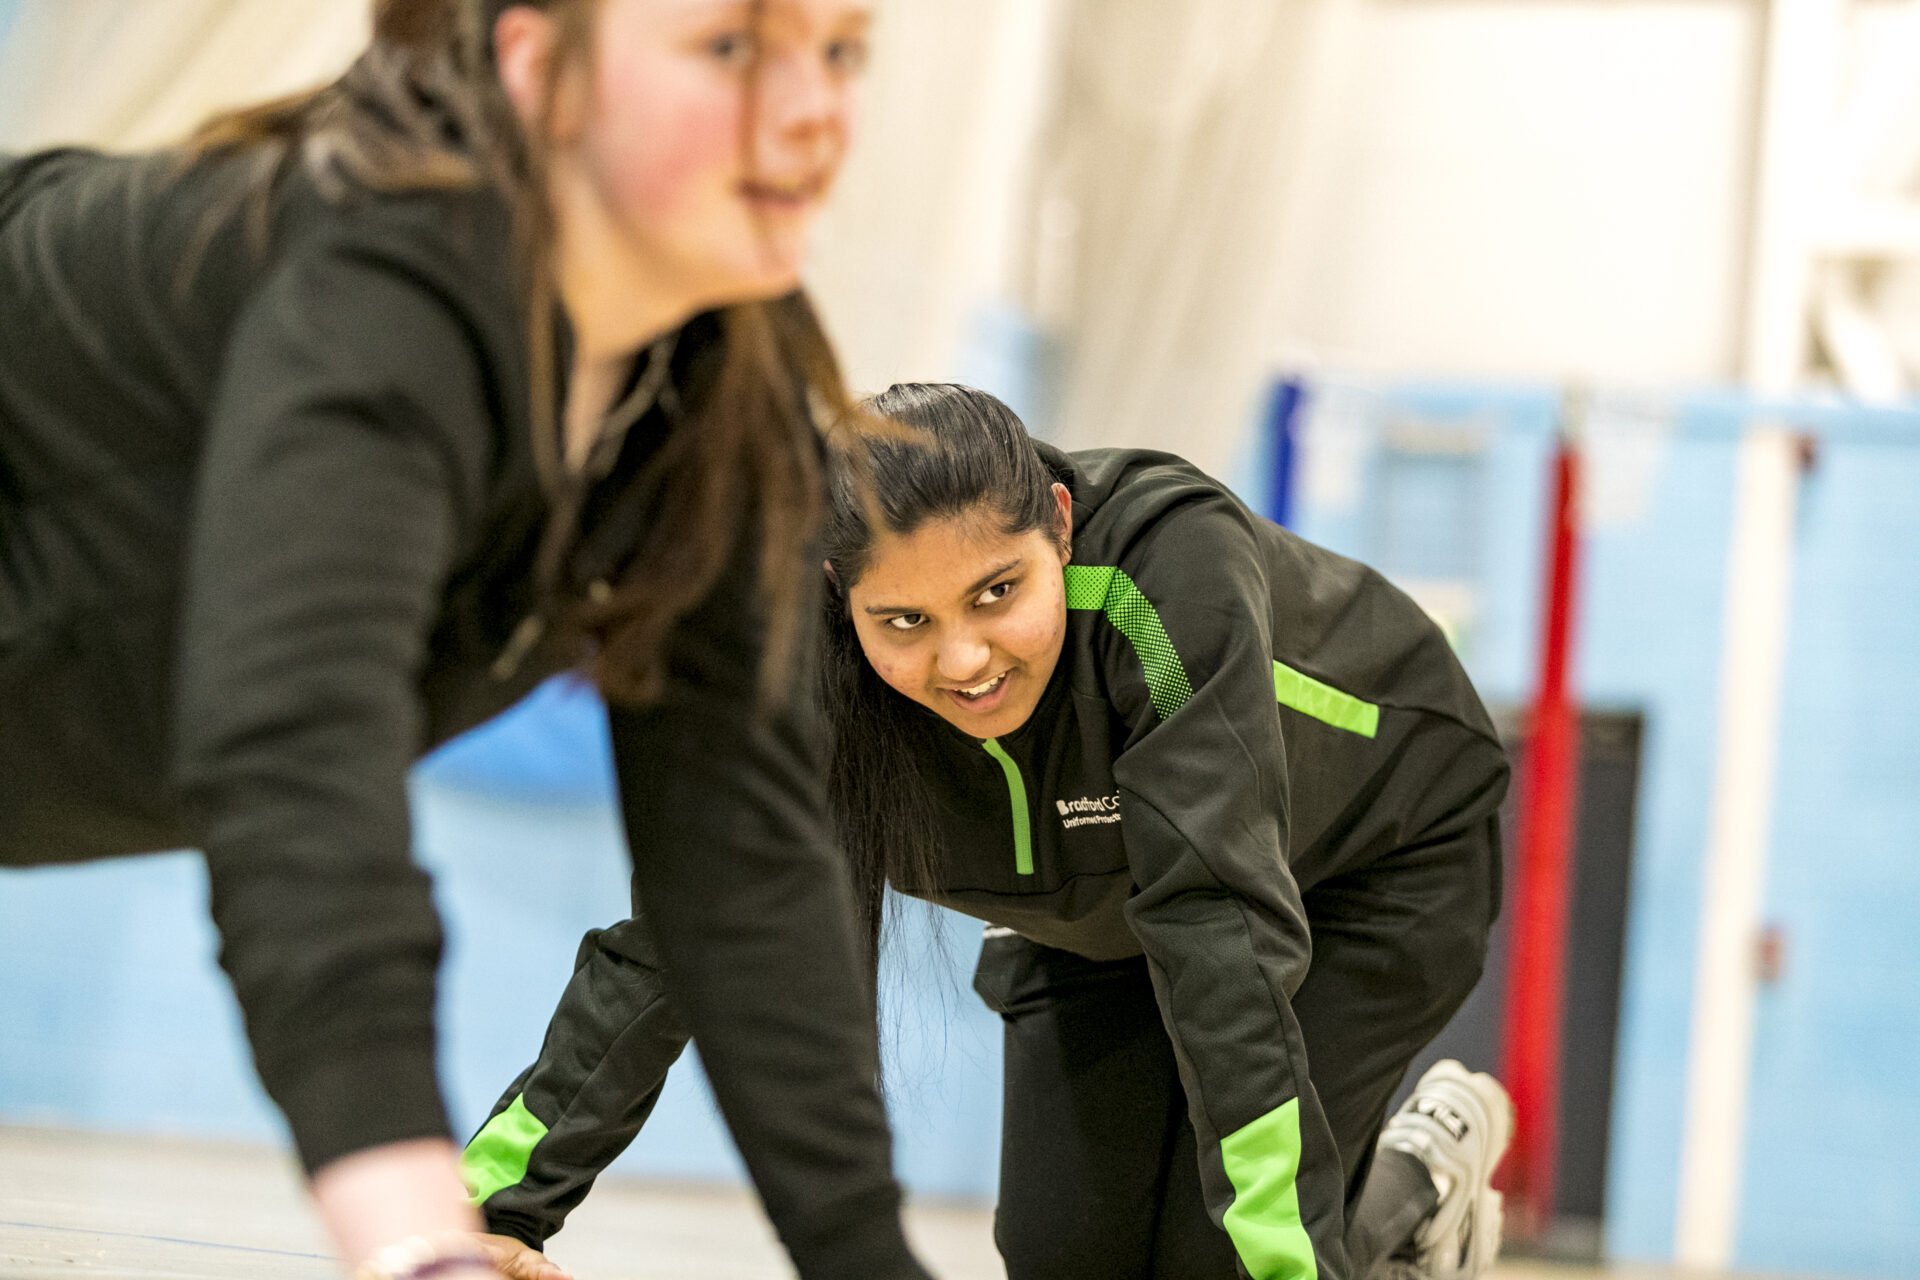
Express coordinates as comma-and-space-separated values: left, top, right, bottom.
1499, 424, 1584, 1235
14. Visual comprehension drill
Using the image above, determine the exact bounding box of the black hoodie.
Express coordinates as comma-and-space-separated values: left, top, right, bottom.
922, 444, 1507, 1276
471, 443, 1509, 1279
0, 148, 924, 1280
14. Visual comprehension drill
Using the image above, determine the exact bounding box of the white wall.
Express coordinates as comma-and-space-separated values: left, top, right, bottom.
804, 0, 1065, 397
0, 0, 368, 151
1268, 0, 1764, 387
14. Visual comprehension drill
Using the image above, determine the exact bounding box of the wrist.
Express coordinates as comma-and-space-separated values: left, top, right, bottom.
310, 1138, 485, 1274
351, 1232, 494, 1280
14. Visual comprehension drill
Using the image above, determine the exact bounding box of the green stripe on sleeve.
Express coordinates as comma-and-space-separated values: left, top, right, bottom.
981, 738, 1034, 875
1220, 1098, 1319, 1280
1063, 567, 1377, 738
1061, 564, 1194, 718
1105, 573, 1196, 717
460, 1093, 549, 1205
1272, 661, 1379, 738
1062, 563, 1117, 610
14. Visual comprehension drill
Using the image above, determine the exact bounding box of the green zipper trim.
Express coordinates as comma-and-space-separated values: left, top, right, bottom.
1272, 661, 1379, 738
981, 738, 1034, 876
459, 1093, 549, 1205
1062, 564, 1194, 719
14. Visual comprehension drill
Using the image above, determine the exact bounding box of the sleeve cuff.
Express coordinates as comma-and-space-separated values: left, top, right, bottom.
275, 1037, 452, 1176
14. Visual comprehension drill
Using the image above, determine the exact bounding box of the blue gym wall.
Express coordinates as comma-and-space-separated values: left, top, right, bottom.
1734, 417, 1920, 1276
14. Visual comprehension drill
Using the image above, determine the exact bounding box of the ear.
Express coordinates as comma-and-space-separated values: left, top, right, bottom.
1050, 482, 1073, 560
493, 5, 559, 130
822, 559, 841, 591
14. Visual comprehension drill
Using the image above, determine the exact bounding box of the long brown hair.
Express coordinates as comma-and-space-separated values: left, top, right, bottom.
186, 0, 848, 704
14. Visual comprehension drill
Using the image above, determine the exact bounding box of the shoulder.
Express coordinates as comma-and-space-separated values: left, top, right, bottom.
7, 146, 515, 310
275, 172, 520, 331
1051, 451, 1270, 721
1057, 447, 1267, 602
1056, 444, 1441, 648
196, 172, 529, 509
1045, 446, 1494, 736
1051, 446, 1241, 531
238, 170, 525, 403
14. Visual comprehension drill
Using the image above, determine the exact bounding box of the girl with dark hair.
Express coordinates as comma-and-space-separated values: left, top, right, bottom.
0, 4, 932, 1279
469, 383, 1513, 1280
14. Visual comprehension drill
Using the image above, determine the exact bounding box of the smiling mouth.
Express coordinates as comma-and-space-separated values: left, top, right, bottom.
739, 176, 825, 207
947, 672, 1008, 703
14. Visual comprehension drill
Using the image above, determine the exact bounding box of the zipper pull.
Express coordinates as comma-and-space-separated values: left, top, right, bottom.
490, 613, 547, 682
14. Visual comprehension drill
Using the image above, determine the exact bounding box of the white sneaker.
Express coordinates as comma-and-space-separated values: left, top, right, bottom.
1377, 1059, 1515, 1279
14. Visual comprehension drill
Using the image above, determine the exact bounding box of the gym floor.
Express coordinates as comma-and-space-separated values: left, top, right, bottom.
0, 1125, 1712, 1280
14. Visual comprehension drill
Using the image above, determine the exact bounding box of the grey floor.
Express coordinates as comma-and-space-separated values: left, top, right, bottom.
0, 1125, 1714, 1280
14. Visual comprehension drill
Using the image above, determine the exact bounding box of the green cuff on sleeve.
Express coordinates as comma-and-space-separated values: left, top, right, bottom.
461, 1093, 550, 1204
1220, 1097, 1319, 1280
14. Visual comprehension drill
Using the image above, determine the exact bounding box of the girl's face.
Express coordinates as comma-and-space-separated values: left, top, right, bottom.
847, 486, 1074, 741
526, 0, 869, 308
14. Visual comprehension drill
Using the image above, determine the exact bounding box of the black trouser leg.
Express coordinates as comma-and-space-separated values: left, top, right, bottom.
1291, 813, 1499, 1275
1348, 1147, 1439, 1277
977, 938, 1238, 1280
975, 811, 1496, 1279
1148, 1097, 1242, 1277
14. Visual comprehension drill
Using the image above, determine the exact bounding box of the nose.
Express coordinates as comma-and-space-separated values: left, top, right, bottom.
753, 46, 851, 172
935, 628, 992, 686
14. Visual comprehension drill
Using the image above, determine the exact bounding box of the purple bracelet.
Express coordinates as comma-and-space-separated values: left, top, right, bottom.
399, 1257, 489, 1280
352, 1235, 493, 1280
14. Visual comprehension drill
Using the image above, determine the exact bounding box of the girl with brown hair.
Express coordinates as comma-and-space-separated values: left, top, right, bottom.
0, 3, 928, 1278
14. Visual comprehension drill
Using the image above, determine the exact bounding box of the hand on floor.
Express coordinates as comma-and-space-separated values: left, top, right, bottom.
474, 1232, 574, 1280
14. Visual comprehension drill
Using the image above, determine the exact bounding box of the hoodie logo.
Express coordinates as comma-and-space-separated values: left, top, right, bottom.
1056, 793, 1122, 829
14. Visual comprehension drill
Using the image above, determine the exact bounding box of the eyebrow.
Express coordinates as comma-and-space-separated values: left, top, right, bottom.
699, 1, 874, 35
863, 559, 1024, 616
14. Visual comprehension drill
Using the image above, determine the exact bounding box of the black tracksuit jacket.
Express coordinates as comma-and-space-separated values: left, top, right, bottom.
472, 444, 1510, 1280
0, 148, 925, 1280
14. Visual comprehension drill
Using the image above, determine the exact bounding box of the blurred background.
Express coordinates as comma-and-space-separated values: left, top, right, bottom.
3, 1, 1919, 1277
